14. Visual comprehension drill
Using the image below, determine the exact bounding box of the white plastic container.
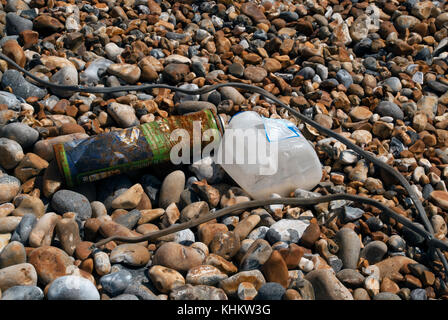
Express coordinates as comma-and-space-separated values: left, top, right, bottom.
214, 111, 322, 199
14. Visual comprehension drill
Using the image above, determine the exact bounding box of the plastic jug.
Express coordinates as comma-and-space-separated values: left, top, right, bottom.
214, 111, 322, 199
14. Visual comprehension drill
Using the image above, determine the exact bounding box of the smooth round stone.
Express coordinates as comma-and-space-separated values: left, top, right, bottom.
6, 12, 32, 35
305, 269, 353, 300
244, 66, 267, 83
336, 269, 365, 288
365, 217, 383, 232
0, 241, 26, 268
335, 228, 361, 270
0, 138, 24, 169
180, 201, 209, 223
100, 270, 133, 296
51, 190, 92, 221
219, 270, 266, 296
353, 288, 371, 300
375, 101, 404, 120
110, 244, 150, 267
382, 77, 402, 93
387, 235, 406, 252
28, 246, 74, 285
177, 101, 217, 115
93, 251, 111, 276
254, 282, 285, 300
186, 265, 228, 286
0, 263, 37, 291
105, 42, 124, 61
0, 174, 21, 204
1, 285, 43, 300
266, 219, 310, 244
228, 62, 245, 77
0, 69, 47, 99
159, 170, 185, 209
298, 67, 315, 80
149, 265, 185, 293
11, 213, 36, 244
336, 69, 353, 88
315, 64, 328, 80
410, 288, 427, 300
373, 292, 402, 300
360, 241, 388, 265
107, 102, 139, 128
47, 275, 100, 300
170, 284, 228, 300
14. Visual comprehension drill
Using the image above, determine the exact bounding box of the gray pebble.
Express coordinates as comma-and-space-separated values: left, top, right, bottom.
335, 228, 361, 269
51, 189, 92, 221
0, 70, 47, 100
114, 209, 141, 230
336, 269, 365, 288
375, 101, 404, 120
100, 270, 133, 296
344, 206, 364, 222
410, 288, 427, 300
336, 69, 353, 88
11, 213, 37, 244
373, 292, 402, 300
1, 285, 43, 300
47, 276, 100, 300
5, 13, 33, 35
0, 123, 39, 149
254, 282, 285, 300
360, 240, 387, 264
0, 91, 21, 111
0, 137, 24, 169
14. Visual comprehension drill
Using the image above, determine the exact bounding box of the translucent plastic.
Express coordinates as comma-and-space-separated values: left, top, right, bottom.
215, 111, 322, 199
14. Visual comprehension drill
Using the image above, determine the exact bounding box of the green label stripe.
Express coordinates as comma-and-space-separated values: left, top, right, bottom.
56, 145, 74, 187
141, 121, 171, 162
204, 109, 218, 131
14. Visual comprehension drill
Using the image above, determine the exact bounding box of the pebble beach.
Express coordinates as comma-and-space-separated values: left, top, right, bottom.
0, 0, 448, 301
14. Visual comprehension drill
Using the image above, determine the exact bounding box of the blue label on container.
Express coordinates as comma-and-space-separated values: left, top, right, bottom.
261, 117, 301, 142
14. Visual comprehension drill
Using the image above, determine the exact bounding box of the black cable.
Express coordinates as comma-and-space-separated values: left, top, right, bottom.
1, 52, 447, 281
93, 194, 447, 250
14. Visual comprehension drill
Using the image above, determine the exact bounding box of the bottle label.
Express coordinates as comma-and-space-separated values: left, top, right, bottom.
261, 117, 301, 142
53, 109, 222, 186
